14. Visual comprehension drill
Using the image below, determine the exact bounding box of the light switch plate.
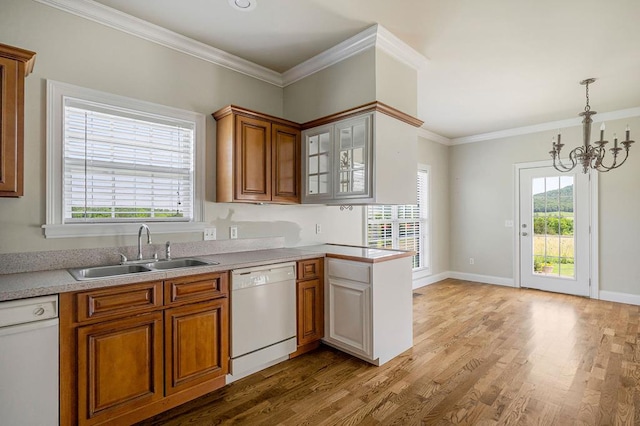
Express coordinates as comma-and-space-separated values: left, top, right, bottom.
230, 226, 238, 239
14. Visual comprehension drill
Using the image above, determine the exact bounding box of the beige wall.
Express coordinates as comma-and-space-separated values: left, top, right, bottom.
375, 48, 417, 116
0, 0, 437, 263
283, 49, 376, 123
417, 136, 450, 276
449, 116, 640, 295
0, 0, 364, 253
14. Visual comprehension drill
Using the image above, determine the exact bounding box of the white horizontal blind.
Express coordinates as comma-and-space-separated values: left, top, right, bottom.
63, 100, 195, 223
366, 169, 429, 270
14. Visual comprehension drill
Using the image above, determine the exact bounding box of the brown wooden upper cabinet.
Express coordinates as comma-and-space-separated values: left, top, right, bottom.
213, 105, 301, 204
0, 43, 36, 197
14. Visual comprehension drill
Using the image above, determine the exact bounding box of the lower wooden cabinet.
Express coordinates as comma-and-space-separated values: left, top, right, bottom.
60, 272, 230, 426
297, 278, 323, 347
77, 313, 164, 425
291, 258, 324, 357
165, 298, 228, 395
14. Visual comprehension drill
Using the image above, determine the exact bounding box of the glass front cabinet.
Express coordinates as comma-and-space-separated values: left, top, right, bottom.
302, 113, 373, 203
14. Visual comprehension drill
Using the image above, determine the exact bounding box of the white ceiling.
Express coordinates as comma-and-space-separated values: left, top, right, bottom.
90, 0, 640, 139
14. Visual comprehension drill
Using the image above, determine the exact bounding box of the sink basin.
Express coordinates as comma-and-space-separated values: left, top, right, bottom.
147, 258, 217, 270
69, 264, 152, 280
68, 258, 218, 281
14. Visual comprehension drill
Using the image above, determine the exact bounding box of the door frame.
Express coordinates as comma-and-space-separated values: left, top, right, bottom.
513, 160, 599, 299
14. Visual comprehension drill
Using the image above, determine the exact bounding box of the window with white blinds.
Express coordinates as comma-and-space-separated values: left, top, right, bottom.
366, 168, 429, 270
45, 80, 205, 237
63, 100, 194, 223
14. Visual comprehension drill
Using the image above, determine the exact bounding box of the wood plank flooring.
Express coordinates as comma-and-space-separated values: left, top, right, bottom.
135, 279, 640, 425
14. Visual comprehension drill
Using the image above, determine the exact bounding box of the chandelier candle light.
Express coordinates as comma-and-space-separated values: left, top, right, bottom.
550, 78, 634, 173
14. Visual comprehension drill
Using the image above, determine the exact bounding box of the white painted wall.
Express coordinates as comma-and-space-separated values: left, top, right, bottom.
449, 116, 640, 295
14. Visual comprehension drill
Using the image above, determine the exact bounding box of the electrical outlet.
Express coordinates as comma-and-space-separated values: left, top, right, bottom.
505, 220, 514, 228
469, 258, 474, 265
204, 227, 216, 241
315, 224, 321, 234
230, 226, 238, 239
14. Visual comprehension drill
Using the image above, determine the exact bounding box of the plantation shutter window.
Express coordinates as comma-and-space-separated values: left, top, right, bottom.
366, 169, 429, 271
63, 99, 195, 223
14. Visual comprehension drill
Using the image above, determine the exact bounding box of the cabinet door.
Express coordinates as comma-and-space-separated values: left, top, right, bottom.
235, 115, 271, 202
302, 124, 333, 202
334, 114, 372, 199
327, 277, 372, 357
272, 123, 300, 203
0, 56, 21, 197
165, 298, 229, 395
297, 278, 324, 346
77, 312, 163, 425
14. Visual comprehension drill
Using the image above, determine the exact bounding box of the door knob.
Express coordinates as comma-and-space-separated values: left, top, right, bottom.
521, 232, 528, 236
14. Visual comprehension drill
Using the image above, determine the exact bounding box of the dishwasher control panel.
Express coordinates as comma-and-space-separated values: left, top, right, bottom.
0, 295, 58, 328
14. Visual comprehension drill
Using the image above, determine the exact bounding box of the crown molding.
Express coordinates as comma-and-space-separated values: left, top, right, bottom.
451, 106, 640, 145
35, 1, 430, 90
417, 127, 451, 145
282, 24, 429, 87
33, 0, 283, 86
281, 25, 379, 86
375, 25, 429, 71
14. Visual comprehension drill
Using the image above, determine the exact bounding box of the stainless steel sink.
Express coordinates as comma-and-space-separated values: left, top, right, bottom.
68, 257, 218, 280
68, 264, 153, 280
146, 258, 217, 270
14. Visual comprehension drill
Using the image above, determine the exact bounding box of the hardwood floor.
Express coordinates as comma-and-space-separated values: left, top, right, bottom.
135, 279, 640, 425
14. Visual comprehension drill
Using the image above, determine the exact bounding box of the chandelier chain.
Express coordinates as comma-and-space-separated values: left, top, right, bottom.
584, 80, 590, 112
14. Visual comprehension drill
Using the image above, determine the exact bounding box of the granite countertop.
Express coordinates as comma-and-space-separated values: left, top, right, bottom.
0, 243, 412, 301
298, 244, 414, 263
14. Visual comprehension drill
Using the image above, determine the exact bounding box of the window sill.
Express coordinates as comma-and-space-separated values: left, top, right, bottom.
42, 222, 207, 239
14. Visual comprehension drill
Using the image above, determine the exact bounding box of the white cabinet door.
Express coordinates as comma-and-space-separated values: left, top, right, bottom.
333, 114, 372, 200
302, 124, 333, 202
327, 277, 371, 357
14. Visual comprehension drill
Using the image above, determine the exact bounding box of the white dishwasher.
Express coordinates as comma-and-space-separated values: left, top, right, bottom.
0, 295, 59, 426
229, 262, 296, 382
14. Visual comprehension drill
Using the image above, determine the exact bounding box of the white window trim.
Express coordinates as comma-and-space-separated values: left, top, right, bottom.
43, 80, 206, 238
363, 164, 432, 279
415, 164, 432, 278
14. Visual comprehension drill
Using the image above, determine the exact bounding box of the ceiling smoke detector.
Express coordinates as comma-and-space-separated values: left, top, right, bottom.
228, 0, 257, 12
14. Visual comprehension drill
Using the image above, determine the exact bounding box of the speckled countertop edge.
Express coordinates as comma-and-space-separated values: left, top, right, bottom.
0, 244, 413, 302
0, 248, 322, 302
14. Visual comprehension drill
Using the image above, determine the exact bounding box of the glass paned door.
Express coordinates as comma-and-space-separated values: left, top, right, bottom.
335, 115, 370, 197
519, 166, 590, 297
306, 128, 331, 196
531, 176, 575, 278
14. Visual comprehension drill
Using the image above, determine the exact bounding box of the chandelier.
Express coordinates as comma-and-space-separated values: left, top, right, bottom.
550, 78, 634, 173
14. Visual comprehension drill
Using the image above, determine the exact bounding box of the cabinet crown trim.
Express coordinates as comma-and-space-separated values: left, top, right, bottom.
212, 105, 300, 128
301, 101, 423, 129
0, 43, 36, 76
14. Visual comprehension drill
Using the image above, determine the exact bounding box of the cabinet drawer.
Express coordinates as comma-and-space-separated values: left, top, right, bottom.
165, 272, 228, 305
328, 259, 370, 284
76, 281, 163, 323
297, 258, 322, 280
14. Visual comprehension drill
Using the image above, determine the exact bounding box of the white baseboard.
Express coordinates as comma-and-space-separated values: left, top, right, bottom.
599, 290, 640, 306
412, 271, 514, 289
448, 271, 515, 287
415, 272, 640, 307
412, 271, 450, 289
